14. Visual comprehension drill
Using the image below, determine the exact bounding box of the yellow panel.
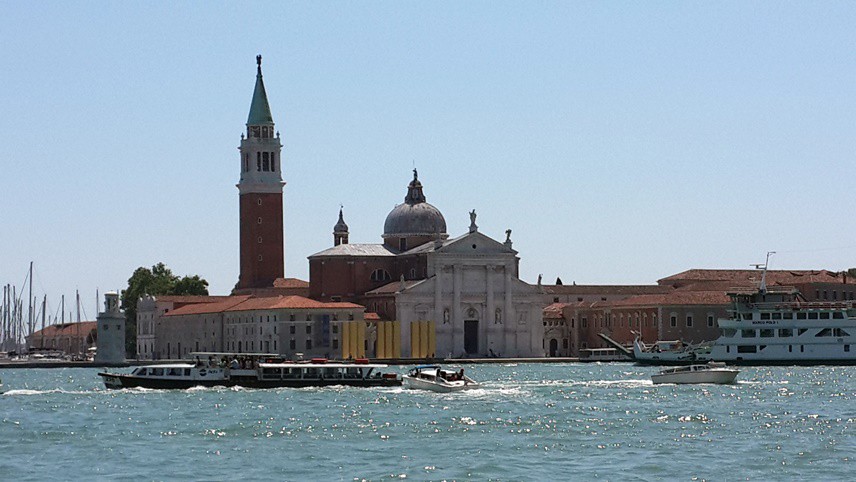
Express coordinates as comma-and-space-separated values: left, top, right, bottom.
357, 321, 366, 358
384, 321, 394, 359
376, 322, 386, 359
342, 322, 352, 359
416, 320, 427, 359
392, 321, 401, 359
411, 321, 422, 358
428, 320, 437, 358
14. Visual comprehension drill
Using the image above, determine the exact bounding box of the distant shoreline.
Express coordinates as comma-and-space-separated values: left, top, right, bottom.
0, 357, 587, 369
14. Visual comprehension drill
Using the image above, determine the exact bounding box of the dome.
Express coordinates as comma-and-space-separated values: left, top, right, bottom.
383, 170, 447, 240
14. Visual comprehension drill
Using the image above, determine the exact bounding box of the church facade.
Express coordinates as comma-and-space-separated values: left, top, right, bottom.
309, 171, 547, 358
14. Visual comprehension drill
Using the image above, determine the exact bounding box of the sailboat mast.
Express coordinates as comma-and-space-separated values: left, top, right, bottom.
28, 261, 33, 343
41, 295, 46, 349
76, 290, 81, 356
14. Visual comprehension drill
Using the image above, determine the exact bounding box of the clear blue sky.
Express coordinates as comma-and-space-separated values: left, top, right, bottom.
2, 2, 855, 319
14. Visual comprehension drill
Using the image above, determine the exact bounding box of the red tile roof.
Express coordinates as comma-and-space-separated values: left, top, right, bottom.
364, 312, 381, 321
164, 296, 252, 316
543, 285, 671, 295
164, 295, 363, 317
604, 290, 730, 308
659, 269, 846, 286
273, 278, 310, 289
543, 302, 567, 319
28, 321, 97, 338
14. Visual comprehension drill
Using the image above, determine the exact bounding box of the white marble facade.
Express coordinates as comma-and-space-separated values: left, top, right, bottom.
395, 230, 546, 358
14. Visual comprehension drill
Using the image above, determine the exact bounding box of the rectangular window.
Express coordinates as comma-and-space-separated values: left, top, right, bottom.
760, 313, 770, 320
779, 328, 793, 337
290, 325, 296, 335
306, 325, 312, 334
289, 339, 296, 350
782, 312, 793, 320
332, 339, 339, 349
796, 312, 807, 320
741, 329, 756, 338
819, 312, 830, 320
808, 312, 819, 320
306, 339, 312, 350
670, 315, 677, 327
686, 315, 693, 327
707, 315, 714, 327
760, 329, 774, 338
737, 345, 757, 353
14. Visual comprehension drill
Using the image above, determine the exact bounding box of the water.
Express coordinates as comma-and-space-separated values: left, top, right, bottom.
0, 364, 853, 481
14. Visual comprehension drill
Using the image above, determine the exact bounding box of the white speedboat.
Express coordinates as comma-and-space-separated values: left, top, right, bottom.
651, 362, 739, 385
402, 365, 479, 392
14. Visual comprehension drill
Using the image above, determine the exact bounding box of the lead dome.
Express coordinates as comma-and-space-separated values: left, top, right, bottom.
383, 170, 447, 249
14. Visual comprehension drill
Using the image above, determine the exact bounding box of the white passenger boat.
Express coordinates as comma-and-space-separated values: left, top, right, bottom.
651, 362, 739, 385
707, 283, 856, 364
633, 337, 712, 365
98, 353, 401, 389
402, 365, 479, 392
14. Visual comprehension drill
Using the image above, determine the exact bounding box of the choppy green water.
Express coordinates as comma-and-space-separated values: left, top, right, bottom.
0, 364, 853, 481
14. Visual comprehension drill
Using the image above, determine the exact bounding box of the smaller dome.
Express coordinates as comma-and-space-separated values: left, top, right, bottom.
333, 207, 349, 233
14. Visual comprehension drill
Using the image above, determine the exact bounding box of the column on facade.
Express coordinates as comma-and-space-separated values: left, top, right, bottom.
452, 263, 463, 356
503, 262, 514, 356
485, 264, 495, 357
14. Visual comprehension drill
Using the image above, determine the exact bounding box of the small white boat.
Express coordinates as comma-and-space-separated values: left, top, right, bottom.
651, 362, 739, 385
402, 365, 479, 392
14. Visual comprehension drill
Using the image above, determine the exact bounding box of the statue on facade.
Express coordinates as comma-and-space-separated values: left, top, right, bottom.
505, 229, 512, 243
469, 209, 478, 233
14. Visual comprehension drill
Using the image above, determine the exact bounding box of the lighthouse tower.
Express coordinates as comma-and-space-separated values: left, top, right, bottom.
235, 55, 285, 291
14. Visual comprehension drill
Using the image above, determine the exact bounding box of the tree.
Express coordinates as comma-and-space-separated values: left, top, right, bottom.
120, 263, 209, 358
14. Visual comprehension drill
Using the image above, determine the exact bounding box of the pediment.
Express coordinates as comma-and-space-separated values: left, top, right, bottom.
436, 231, 517, 255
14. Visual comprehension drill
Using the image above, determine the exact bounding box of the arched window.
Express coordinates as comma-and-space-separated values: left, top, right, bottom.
370, 269, 392, 282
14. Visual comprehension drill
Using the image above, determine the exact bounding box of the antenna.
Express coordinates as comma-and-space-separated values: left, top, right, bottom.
756, 251, 776, 293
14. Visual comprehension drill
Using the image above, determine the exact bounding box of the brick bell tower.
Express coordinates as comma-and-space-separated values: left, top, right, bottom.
235, 55, 285, 291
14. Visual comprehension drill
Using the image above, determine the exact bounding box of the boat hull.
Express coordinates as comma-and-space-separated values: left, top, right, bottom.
98, 372, 401, 390
651, 369, 739, 385
402, 375, 478, 393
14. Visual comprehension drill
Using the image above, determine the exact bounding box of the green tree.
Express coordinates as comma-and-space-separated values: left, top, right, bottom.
120, 263, 209, 358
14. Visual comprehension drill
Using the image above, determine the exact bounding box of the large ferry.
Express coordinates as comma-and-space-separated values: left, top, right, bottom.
706, 284, 856, 364
634, 276, 856, 365
98, 353, 402, 389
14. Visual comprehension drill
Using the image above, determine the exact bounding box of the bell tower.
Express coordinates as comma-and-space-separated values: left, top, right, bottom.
235, 55, 285, 291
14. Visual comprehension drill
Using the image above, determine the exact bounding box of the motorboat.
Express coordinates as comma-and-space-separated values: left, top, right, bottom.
402, 365, 479, 392
98, 353, 401, 389
651, 362, 739, 385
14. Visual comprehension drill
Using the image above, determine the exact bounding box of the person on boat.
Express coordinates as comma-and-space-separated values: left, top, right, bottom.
195, 356, 203, 367
230, 358, 239, 370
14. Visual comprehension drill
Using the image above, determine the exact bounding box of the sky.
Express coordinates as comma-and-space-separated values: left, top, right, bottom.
1, 2, 855, 321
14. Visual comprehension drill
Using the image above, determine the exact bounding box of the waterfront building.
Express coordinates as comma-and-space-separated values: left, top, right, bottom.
26, 321, 96, 357
154, 295, 367, 360
545, 269, 856, 357
309, 171, 547, 358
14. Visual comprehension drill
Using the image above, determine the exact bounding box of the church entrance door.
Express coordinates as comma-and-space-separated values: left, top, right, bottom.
464, 320, 479, 354
549, 338, 558, 357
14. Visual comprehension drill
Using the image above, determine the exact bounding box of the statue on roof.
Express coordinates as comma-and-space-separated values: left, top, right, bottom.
469, 209, 478, 233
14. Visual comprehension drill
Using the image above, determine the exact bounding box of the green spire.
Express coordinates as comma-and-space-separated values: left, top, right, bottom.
247, 55, 274, 126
